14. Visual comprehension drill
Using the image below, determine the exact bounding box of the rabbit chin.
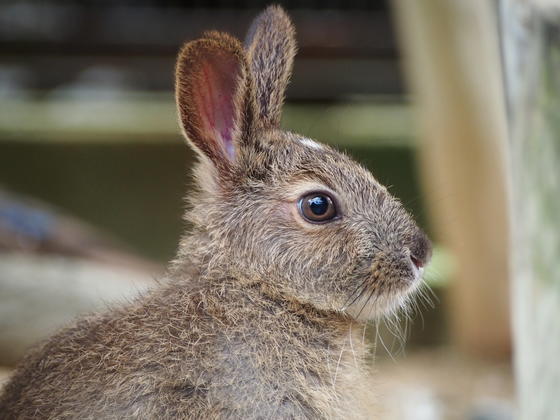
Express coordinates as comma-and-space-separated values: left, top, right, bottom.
342, 275, 421, 322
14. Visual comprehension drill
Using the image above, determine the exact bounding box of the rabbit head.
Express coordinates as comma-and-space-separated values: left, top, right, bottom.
174, 6, 431, 320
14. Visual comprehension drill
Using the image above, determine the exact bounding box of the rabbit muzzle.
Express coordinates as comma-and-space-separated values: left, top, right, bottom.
342, 225, 432, 320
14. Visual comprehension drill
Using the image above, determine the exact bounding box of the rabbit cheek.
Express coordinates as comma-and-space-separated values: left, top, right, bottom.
270, 201, 299, 226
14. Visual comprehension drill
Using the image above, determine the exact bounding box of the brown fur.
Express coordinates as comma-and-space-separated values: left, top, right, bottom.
0, 6, 430, 419
245, 5, 296, 128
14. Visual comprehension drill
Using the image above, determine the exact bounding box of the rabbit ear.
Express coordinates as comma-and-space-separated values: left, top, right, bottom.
245, 5, 296, 128
175, 32, 255, 173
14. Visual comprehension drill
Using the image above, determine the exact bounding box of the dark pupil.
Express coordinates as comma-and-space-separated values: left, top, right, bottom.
308, 196, 328, 215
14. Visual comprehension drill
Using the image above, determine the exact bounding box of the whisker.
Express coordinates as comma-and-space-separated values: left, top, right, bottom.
374, 320, 396, 363
342, 277, 371, 310
356, 287, 377, 319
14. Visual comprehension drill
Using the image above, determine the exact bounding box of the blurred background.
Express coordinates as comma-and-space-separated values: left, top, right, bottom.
0, 1, 516, 419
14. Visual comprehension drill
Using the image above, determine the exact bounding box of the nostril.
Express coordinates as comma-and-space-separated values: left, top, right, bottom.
410, 254, 424, 270
410, 229, 432, 270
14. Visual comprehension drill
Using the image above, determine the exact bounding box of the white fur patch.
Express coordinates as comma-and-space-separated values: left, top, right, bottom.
299, 138, 324, 150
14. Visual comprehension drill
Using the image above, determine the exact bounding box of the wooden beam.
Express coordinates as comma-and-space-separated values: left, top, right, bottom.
0, 96, 413, 146
500, 0, 560, 417
392, 0, 511, 358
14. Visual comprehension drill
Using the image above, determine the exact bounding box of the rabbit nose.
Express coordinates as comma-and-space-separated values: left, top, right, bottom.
409, 229, 432, 270
410, 254, 424, 270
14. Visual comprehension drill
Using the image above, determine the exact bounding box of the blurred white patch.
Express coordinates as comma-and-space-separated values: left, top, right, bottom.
0, 254, 155, 365
534, 0, 560, 12
390, 387, 443, 420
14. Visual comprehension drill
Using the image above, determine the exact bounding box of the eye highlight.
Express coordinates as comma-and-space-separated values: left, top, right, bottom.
298, 192, 338, 223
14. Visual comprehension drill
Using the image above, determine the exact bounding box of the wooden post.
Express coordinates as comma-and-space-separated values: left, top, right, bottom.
392, 1, 511, 358
500, 1, 560, 417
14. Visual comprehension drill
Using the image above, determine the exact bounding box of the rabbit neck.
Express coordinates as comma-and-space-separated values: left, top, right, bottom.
175, 276, 375, 418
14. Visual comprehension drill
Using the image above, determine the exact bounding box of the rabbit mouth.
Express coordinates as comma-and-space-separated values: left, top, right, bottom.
341, 257, 422, 320
412, 264, 425, 280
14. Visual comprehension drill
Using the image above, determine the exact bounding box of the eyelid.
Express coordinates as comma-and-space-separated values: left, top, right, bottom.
281, 182, 339, 202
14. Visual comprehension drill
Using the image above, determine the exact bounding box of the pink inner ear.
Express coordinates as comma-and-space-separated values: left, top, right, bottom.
195, 53, 239, 161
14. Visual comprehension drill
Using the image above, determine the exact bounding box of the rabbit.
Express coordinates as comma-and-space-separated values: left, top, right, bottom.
0, 5, 431, 419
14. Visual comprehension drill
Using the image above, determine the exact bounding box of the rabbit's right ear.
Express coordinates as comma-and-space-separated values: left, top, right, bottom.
175, 32, 255, 175
245, 5, 296, 128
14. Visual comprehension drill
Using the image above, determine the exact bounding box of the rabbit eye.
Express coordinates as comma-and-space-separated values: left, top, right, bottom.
298, 193, 338, 223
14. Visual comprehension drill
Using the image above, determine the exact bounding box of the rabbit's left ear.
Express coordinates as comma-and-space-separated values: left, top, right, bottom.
175, 32, 256, 174
245, 5, 296, 128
